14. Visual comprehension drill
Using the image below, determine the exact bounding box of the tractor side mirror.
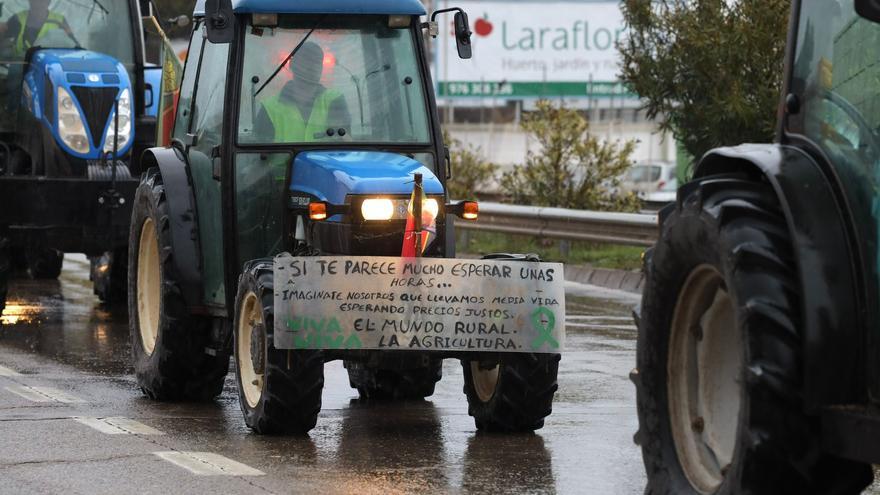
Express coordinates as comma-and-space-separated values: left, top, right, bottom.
431, 7, 473, 59
205, 0, 234, 44
857, 0, 880, 22
453, 11, 472, 59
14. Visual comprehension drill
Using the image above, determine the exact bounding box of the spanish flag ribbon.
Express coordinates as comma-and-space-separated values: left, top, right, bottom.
401, 174, 436, 257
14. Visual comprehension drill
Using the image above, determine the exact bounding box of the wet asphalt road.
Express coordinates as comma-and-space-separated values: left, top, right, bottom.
0, 255, 877, 494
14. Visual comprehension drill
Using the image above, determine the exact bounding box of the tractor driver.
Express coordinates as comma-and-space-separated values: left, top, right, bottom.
255, 41, 351, 143
0, 0, 74, 60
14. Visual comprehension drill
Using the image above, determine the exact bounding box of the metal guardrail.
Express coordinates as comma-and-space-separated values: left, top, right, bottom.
455, 202, 659, 247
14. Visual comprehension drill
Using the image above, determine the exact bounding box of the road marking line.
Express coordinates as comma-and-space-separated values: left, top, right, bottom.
5, 385, 52, 402
29, 386, 85, 403
4, 385, 85, 403
0, 365, 21, 376
154, 451, 264, 476
73, 417, 164, 435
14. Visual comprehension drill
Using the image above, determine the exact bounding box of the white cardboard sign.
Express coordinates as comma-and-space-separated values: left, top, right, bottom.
273, 255, 565, 353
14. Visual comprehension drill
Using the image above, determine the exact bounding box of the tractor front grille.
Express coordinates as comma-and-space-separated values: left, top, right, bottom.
70, 86, 119, 148
311, 220, 445, 256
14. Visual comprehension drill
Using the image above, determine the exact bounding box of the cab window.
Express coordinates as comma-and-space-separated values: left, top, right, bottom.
237, 15, 431, 145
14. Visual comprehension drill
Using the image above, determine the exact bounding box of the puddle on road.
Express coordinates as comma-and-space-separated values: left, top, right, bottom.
0, 300, 44, 325
0, 257, 132, 375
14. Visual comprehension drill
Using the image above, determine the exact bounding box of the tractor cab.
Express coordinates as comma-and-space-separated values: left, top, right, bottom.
235, 12, 444, 260
785, 0, 880, 353
167, 0, 474, 306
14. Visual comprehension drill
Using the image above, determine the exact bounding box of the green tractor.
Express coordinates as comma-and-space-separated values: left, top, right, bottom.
634, 0, 880, 492
127, 0, 564, 435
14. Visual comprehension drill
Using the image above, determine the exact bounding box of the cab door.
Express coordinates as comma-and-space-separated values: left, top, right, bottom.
784, 0, 880, 403
175, 23, 230, 309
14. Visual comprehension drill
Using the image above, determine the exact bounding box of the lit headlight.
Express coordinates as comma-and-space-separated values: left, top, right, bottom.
423, 198, 439, 220
103, 88, 132, 154
57, 86, 89, 153
361, 198, 395, 220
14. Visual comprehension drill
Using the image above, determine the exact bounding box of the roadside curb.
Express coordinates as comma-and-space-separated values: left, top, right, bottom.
564, 265, 644, 294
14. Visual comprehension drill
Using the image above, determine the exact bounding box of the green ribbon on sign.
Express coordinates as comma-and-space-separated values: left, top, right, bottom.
531, 307, 560, 350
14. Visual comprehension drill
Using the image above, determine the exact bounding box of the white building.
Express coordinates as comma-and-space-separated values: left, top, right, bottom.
428, 0, 676, 169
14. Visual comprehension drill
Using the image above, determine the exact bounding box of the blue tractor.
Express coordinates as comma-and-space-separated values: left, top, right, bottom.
128, 0, 563, 434
0, 0, 165, 308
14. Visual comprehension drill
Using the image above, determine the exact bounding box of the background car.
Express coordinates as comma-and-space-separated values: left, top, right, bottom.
620, 161, 677, 199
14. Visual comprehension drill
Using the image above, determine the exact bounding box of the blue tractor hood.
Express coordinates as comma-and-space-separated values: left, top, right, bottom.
24, 49, 133, 159
290, 151, 444, 206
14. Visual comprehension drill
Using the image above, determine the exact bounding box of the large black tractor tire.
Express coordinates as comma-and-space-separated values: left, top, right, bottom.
128, 168, 229, 401
345, 358, 443, 400
233, 260, 325, 435
634, 175, 872, 494
0, 233, 8, 316
461, 252, 560, 432
92, 248, 128, 305
26, 247, 63, 280
461, 353, 560, 432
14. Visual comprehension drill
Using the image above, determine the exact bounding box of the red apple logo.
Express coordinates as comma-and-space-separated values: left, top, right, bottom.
474, 14, 493, 37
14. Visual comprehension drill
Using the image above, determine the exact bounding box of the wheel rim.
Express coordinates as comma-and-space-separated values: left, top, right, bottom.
668, 264, 741, 494
136, 218, 160, 356
237, 291, 264, 408
470, 362, 500, 402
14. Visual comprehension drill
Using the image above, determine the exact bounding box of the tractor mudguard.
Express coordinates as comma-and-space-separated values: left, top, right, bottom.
140, 147, 204, 310
692, 143, 864, 410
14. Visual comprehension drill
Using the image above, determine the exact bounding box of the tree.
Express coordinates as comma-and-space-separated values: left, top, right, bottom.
500, 100, 640, 212
619, 0, 790, 161
444, 131, 499, 200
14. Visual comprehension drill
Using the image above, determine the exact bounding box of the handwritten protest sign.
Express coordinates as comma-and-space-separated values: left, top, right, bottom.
273, 255, 566, 353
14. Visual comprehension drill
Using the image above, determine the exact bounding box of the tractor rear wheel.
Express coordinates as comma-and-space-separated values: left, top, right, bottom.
128, 168, 228, 401
461, 353, 560, 432
233, 259, 324, 434
345, 359, 442, 400
26, 247, 63, 279
634, 174, 872, 494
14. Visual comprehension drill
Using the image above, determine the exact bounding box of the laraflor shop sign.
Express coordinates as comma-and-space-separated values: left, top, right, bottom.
436, 1, 636, 98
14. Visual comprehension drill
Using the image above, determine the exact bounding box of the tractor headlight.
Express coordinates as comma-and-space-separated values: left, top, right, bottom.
361, 198, 395, 221
359, 197, 442, 221
57, 86, 89, 154
103, 88, 132, 155
423, 198, 440, 221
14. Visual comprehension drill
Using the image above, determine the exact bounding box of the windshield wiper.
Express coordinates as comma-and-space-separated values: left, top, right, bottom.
69, 0, 109, 15
91, 0, 109, 15
254, 15, 327, 97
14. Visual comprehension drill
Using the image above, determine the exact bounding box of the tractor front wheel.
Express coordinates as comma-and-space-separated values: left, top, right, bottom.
128, 169, 228, 401
92, 248, 127, 304
26, 247, 63, 279
234, 259, 324, 435
635, 174, 872, 494
461, 353, 560, 432
345, 359, 442, 400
